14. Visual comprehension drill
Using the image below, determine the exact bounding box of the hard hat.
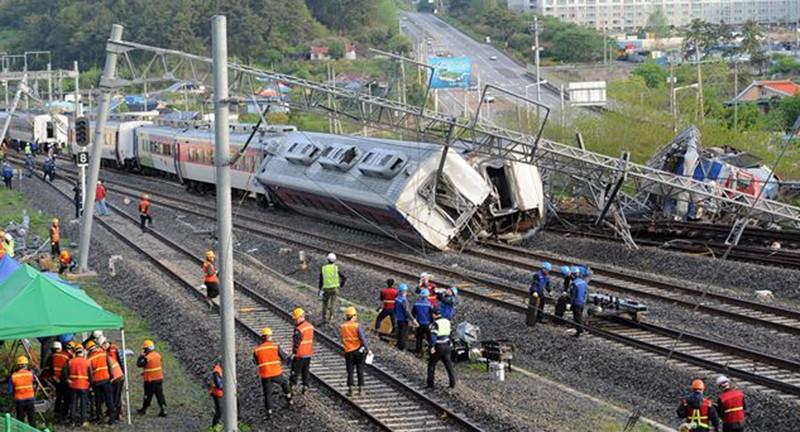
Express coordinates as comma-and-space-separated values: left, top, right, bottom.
431, 307, 441, 316
206, 250, 216, 259
260, 327, 273, 337
291, 308, 305, 320
398, 283, 408, 292
571, 266, 581, 275
715, 375, 730, 388
85, 340, 96, 350
143, 339, 155, 350
97, 180, 102, 185
142, 193, 150, 199
327, 252, 336, 262
344, 306, 357, 317
420, 272, 429, 279
542, 262, 552, 272
52, 218, 59, 224
60, 250, 69, 258
450, 287, 458, 296
97, 336, 107, 346
67, 340, 78, 349
420, 288, 430, 297
52, 341, 62, 350
74, 343, 84, 352
16, 356, 29, 366
4, 233, 12, 241
691, 379, 705, 391
93, 330, 104, 338
560, 266, 571, 276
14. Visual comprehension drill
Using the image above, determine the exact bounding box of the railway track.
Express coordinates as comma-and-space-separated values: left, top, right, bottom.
36, 174, 485, 432
36, 165, 800, 402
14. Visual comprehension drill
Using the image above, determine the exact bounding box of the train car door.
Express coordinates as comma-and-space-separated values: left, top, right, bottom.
173, 141, 184, 184
114, 131, 122, 168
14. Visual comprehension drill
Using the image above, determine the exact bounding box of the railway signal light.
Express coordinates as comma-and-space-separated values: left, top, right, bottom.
75, 117, 90, 147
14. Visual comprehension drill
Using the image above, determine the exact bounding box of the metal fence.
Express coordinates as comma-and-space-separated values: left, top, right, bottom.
1, 413, 49, 432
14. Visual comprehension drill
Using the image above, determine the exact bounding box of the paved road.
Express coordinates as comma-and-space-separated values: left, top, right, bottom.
401, 11, 562, 118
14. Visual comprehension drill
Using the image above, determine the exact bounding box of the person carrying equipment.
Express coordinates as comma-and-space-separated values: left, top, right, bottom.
394, 284, 417, 351
202, 250, 219, 309
715, 375, 746, 432
8, 355, 37, 427
340, 307, 369, 396
319, 252, 347, 324
139, 193, 152, 232
427, 308, 456, 389
375, 278, 398, 333
290, 308, 314, 396
50, 218, 61, 258
677, 379, 720, 432
252, 327, 292, 419
65, 345, 92, 427
86, 341, 117, 424
137, 339, 167, 417
527, 262, 552, 326
209, 361, 224, 427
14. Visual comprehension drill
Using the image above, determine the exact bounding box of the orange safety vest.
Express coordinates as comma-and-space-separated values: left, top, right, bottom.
11, 369, 35, 401
253, 341, 282, 379
295, 320, 314, 358
139, 199, 151, 215
719, 389, 745, 424
209, 364, 223, 397
202, 261, 218, 283
50, 225, 60, 244
107, 344, 121, 364
88, 350, 111, 382
340, 320, 362, 353
109, 356, 124, 382
68, 357, 91, 390
51, 351, 71, 382
59, 251, 72, 265
142, 351, 164, 382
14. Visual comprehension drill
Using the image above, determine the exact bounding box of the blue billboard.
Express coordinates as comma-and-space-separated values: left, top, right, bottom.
429, 56, 472, 89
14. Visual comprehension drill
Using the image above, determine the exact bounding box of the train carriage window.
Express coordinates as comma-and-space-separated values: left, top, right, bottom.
362, 152, 374, 164
418, 174, 476, 227
319, 144, 361, 172
379, 155, 392, 166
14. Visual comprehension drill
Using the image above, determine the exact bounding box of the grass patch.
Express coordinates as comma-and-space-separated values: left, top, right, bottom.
581, 407, 660, 432
0, 189, 52, 239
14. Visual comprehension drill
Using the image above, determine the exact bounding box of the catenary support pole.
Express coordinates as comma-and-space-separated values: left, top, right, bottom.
212, 15, 239, 432
120, 329, 132, 425
77, 24, 123, 271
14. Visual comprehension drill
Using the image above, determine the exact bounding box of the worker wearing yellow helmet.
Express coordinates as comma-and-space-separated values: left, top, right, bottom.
50, 217, 61, 258
253, 326, 292, 419
202, 250, 219, 309
340, 306, 370, 396
136, 339, 167, 417
290, 307, 314, 395
10, 355, 37, 427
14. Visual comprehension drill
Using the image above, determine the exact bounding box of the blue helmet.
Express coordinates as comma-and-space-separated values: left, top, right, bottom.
398, 283, 408, 292
420, 288, 430, 297
571, 266, 581, 275
542, 261, 552, 272
560, 265, 570, 276
450, 287, 458, 296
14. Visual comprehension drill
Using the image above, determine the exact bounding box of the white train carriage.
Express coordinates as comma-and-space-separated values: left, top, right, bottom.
256, 132, 497, 250
0, 111, 68, 150
135, 123, 296, 194
97, 120, 153, 169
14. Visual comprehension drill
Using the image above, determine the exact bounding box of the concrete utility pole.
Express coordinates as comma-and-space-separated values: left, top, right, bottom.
212, 15, 239, 432
532, 16, 542, 105
78, 24, 123, 272
733, 58, 739, 130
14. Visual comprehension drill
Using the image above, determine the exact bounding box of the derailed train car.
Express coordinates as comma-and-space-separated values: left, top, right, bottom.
256, 132, 545, 250
0, 110, 68, 151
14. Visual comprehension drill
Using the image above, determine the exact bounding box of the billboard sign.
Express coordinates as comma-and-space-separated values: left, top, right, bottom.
568, 81, 607, 107
429, 56, 472, 89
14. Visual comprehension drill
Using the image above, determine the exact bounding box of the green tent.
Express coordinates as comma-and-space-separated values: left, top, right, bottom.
0, 265, 123, 339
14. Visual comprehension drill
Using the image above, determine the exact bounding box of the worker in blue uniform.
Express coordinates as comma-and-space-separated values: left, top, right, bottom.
393, 284, 417, 351
527, 262, 551, 326
437, 287, 457, 320
569, 266, 588, 337
412, 289, 433, 355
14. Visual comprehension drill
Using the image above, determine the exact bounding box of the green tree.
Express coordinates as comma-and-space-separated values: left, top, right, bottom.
739, 19, 766, 70
775, 95, 800, 131
683, 19, 716, 60
632, 61, 668, 89
770, 54, 800, 75
645, 8, 669, 38
549, 27, 603, 63
485, 6, 517, 45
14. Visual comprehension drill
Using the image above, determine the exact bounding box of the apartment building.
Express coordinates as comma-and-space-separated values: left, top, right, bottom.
507, 0, 800, 31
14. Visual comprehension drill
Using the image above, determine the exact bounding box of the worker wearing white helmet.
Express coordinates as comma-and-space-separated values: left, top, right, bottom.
3, 232, 14, 258
45, 341, 71, 422
319, 252, 347, 325
715, 375, 746, 431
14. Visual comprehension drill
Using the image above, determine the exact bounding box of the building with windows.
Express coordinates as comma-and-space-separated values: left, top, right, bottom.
507, 0, 800, 31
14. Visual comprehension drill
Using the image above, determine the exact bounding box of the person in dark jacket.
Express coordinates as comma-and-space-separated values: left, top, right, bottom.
375, 278, 398, 333
528, 262, 552, 325
393, 284, 417, 351
437, 286, 457, 320
568, 267, 588, 337
677, 379, 719, 432
412, 290, 433, 354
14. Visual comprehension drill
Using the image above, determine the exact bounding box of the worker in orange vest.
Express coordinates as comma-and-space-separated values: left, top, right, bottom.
139, 193, 152, 232
86, 341, 117, 424
65, 345, 92, 427
209, 361, 224, 427
136, 339, 167, 417
59, 249, 77, 274
202, 250, 219, 309
44, 341, 71, 423
340, 306, 370, 396
677, 379, 720, 432
290, 308, 314, 395
50, 218, 60, 258
100, 336, 125, 422
252, 327, 292, 419
8, 355, 37, 427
